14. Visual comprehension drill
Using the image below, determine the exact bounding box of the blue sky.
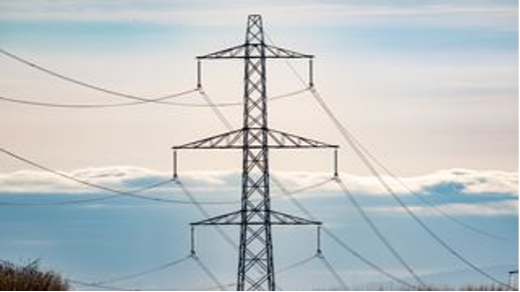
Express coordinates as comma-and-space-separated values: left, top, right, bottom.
0, 168, 517, 289
0, 0, 518, 290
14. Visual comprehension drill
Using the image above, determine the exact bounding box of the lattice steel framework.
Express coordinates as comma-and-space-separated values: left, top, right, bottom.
173, 15, 338, 291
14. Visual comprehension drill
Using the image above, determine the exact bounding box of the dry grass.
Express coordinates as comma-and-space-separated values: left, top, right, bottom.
0, 260, 69, 291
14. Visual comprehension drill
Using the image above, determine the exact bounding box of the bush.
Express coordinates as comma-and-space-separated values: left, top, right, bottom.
0, 260, 69, 291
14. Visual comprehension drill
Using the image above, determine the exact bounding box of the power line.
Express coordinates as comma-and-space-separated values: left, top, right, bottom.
0, 87, 309, 109
317, 252, 349, 290
244, 176, 334, 204
0, 179, 172, 206
276, 254, 318, 276
68, 279, 139, 291
198, 89, 234, 129
0, 47, 309, 108
0, 48, 192, 104
192, 87, 310, 108
0, 152, 330, 207
1, 23, 509, 290
268, 41, 513, 288
344, 135, 513, 242
191, 77, 415, 288
322, 228, 417, 289
278, 251, 349, 291
0, 147, 238, 206
264, 33, 308, 86
189, 69, 330, 290
176, 145, 330, 290
335, 177, 426, 286
271, 176, 417, 289
53, 255, 221, 291
274, 176, 334, 197
198, 282, 237, 291
175, 180, 239, 249
198, 255, 318, 291
191, 254, 226, 291
277, 42, 510, 241
179, 179, 281, 289
92, 255, 191, 285
187, 87, 309, 108
178, 176, 277, 291
196, 77, 330, 229
266, 38, 414, 289
196, 74, 415, 290
0, 89, 198, 108
306, 86, 511, 288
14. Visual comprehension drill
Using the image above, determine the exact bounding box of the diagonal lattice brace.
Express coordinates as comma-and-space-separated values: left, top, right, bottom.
266, 129, 338, 149
263, 44, 314, 59
172, 129, 243, 149
197, 44, 247, 60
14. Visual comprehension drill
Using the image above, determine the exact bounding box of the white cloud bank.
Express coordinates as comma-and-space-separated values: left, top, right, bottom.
273, 168, 518, 196
345, 169, 518, 195
0, 166, 165, 194
0, 166, 516, 195
0, 166, 517, 217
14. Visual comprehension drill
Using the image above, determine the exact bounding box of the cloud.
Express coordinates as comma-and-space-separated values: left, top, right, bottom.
0, 166, 166, 194
0, 166, 239, 194
0, 166, 516, 216
320, 168, 518, 197
0, 166, 517, 195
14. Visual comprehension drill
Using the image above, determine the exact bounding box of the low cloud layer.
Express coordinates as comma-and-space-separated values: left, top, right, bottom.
0, 166, 516, 216
1, 166, 516, 194
337, 168, 518, 196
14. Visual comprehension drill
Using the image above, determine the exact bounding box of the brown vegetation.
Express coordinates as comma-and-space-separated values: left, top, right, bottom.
0, 260, 69, 291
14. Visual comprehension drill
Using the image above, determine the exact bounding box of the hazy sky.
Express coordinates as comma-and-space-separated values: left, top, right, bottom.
0, 0, 518, 290
0, 0, 517, 175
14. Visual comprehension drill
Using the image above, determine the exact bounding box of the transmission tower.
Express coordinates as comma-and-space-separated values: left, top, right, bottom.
173, 14, 338, 291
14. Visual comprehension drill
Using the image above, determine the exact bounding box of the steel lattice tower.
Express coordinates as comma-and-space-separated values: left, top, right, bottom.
238, 15, 274, 290
173, 15, 338, 291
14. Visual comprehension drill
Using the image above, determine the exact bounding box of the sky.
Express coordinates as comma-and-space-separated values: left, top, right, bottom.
0, 0, 518, 290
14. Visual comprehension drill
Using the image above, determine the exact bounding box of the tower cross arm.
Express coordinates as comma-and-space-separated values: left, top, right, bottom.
191, 210, 321, 226
197, 44, 313, 59
172, 128, 338, 150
